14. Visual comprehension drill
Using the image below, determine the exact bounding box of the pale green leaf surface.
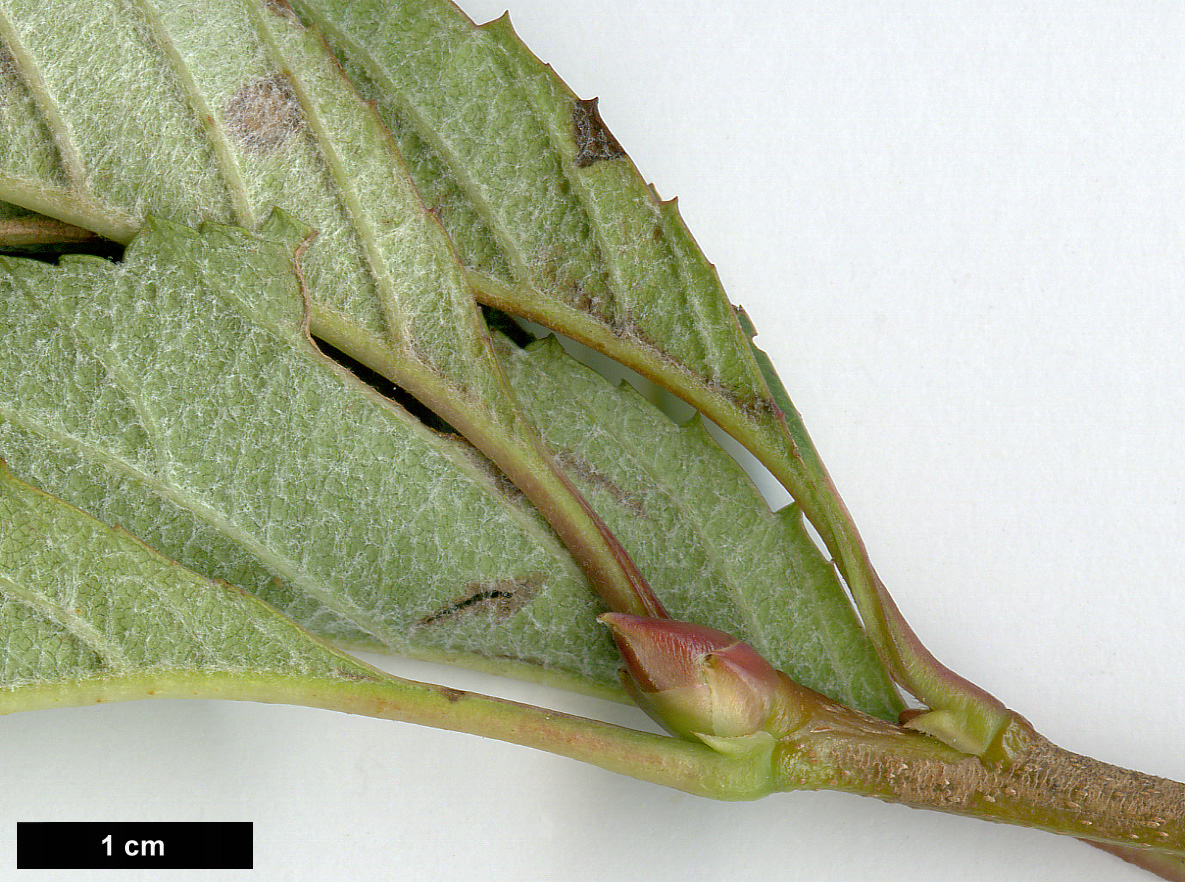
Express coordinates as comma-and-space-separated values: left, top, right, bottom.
0, 217, 620, 688
0, 0, 231, 231
295, 0, 793, 421
0, 1, 900, 716
0, 459, 385, 704
0, 0, 380, 321
0, 0, 682, 626
499, 336, 900, 720
0, 0, 530, 438
289, 0, 855, 631
294, 0, 619, 308
0, 216, 896, 715
290, 0, 901, 714
0, 418, 379, 652
0, 42, 64, 191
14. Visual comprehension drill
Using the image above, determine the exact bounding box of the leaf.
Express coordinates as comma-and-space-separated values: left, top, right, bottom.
291, 0, 824, 510
0, 215, 898, 716
0, 0, 671, 618
2, 3, 1175, 877
0, 455, 713, 810
0, 0, 1018, 758
0, 458, 387, 709
0, 0, 904, 713
0, 0, 900, 695
497, 335, 900, 720
288, 0, 1014, 748
0, 0, 505, 428
0, 215, 621, 692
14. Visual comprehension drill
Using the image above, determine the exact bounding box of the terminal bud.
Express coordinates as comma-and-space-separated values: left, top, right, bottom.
599, 613, 805, 746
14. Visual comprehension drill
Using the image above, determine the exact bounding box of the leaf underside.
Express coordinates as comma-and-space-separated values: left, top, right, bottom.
0, 217, 897, 716
0, 458, 387, 713
294, 0, 835, 501
499, 336, 898, 718
0, 0, 900, 720
0, 215, 609, 687
294, 0, 757, 385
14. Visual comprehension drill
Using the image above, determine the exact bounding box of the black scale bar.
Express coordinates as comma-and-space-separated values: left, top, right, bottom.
17, 822, 253, 869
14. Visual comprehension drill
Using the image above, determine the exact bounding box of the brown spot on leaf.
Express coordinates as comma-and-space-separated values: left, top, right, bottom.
415, 574, 544, 627
533, 247, 619, 326
223, 74, 304, 155
262, 0, 301, 21
437, 686, 465, 703
551, 450, 647, 518
572, 97, 625, 168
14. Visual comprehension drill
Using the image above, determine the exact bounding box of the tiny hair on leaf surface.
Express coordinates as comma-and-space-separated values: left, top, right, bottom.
0, 1, 1182, 880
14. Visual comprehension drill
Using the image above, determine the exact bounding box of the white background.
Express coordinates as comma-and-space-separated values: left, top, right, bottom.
4, 1, 1183, 880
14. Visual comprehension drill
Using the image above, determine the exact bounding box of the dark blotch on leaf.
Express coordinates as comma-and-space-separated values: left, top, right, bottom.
223, 73, 304, 155
262, 0, 301, 22
572, 97, 625, 168
551, 450, 647, 518
416, 575, 544, 626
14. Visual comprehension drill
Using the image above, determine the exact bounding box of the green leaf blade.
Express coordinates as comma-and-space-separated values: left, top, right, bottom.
0, 219, 621, 690
1, 214, 897, 714
292, 0, 994, 737
0, 0, 672, 622
0, 0, 906, 722
291, 0, 860, 634
0, 0, 237, 232
499, 335, 901, 720
297, 0, 786, 418
0, 460, 382, 700
0, 0, 518, 422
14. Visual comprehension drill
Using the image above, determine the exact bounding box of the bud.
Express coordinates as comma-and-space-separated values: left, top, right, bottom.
599, 613, 805, 748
